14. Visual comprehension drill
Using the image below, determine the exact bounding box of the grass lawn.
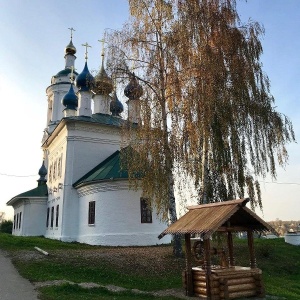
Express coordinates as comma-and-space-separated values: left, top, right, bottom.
0, 233, 299, 299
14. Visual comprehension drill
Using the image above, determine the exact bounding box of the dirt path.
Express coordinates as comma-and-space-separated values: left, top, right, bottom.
0, 250, 39, 300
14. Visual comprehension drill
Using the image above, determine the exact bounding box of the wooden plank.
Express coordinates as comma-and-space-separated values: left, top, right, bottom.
228, 283, 256, 293
192, 274, 207, 281
193, 281, 207, 288
229, 290, 256, 299
227, 277, 255, 285
194, 286, 208, 294
193, 280, 219, 288
194, 292, 213, 299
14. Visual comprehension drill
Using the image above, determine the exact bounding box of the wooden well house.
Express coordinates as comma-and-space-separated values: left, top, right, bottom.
158, 198, 276, 299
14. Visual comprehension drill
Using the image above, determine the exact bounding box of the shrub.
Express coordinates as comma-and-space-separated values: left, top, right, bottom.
0, 220, 13, 234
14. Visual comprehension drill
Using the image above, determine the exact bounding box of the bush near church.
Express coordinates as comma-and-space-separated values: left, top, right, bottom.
0, 220, 13, 234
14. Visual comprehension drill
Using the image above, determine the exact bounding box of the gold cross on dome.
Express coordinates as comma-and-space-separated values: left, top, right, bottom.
82, 42, 92, 60
70, 66, 77, 83
98, 34, 106, 57
68, 27, 76, 40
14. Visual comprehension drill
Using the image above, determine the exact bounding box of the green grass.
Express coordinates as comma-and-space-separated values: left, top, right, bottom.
0, 233, 95, 251
232, 238, 300, 300
0, 233, 299, 299
13, 260, 180, 291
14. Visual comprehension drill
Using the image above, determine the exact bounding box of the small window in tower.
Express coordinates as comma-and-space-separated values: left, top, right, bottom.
50, 207, 54, 228
88, 201, 95, 225
56, 205, 59, 227
140, 198, 152, 223
46, 207, 50, 228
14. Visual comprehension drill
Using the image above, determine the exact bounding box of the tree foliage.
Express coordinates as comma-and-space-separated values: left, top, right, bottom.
171, 0, 295, 208
106, 0, 295, 225
0, 220, 13, 234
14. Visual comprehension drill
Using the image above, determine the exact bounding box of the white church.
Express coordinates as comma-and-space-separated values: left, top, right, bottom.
6, 33, 171, 246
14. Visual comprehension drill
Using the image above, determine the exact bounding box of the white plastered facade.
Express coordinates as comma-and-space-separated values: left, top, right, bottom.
7, 39, 171, 246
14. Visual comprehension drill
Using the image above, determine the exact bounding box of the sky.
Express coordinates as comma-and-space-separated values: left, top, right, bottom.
0, 0, 299, 222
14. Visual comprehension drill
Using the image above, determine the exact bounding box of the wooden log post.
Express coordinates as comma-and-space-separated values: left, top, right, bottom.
254, 273, 266, 298
247, 230, 257, 268
227, 231, 235, 267
219, 278, 229, 300
204, 238, 212, 299
185, 233, 194, 296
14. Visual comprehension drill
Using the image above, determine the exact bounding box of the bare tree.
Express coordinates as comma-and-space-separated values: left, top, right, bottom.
0, 212, 5, 224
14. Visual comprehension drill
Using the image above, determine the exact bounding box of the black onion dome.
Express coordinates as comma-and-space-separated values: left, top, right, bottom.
38, 161, 47, 177
75, 62, 94, 91
37, 161, 47, 186
124, 73, 143, 100
65, 39, 76, 55
93, 62, 113, 95
110, 92, 124, 117
62, 84, 78, 110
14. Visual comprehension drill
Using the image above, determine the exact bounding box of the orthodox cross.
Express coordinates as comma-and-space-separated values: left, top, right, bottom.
68, 27, 75, 40
70, 66, 76, 83
82, 42, 92, 61
98, 34, 106, 57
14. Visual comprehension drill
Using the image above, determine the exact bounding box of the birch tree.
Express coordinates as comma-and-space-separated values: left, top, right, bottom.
107, 0, 184, 256
171, 0, 295, 207
106, 0, 295, 255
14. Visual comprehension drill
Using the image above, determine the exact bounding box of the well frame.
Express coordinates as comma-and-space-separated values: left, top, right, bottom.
159, 198, 276, 299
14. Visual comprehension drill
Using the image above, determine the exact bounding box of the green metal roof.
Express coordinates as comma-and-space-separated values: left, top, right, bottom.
55, 68, 79, 77
73, 150, 128, 188
7, 184, 48, 206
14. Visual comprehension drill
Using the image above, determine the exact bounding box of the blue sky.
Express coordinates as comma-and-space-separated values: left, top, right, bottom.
0, 0, 299, 221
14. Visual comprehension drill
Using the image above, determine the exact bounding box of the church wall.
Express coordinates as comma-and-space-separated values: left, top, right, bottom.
59, 187, 79, 242
23, 199, 47, 236
42, 108, 170, 246
11, 202, 24, 236
45, 122, 122, 242
59, 123, 121, 241
45, 191, 64, 240
66, 122, 122, 183
76, 181, 171, 246
45, 127, 67, 240
12, 199, 47, 236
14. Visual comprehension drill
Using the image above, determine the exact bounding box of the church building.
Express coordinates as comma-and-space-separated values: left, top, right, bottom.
6, 32, 171, 246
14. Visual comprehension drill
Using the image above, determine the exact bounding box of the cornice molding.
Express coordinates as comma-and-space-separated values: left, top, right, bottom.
77, 181, 139, 197
70, 122, 120, 136
67, 135, 120, 145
